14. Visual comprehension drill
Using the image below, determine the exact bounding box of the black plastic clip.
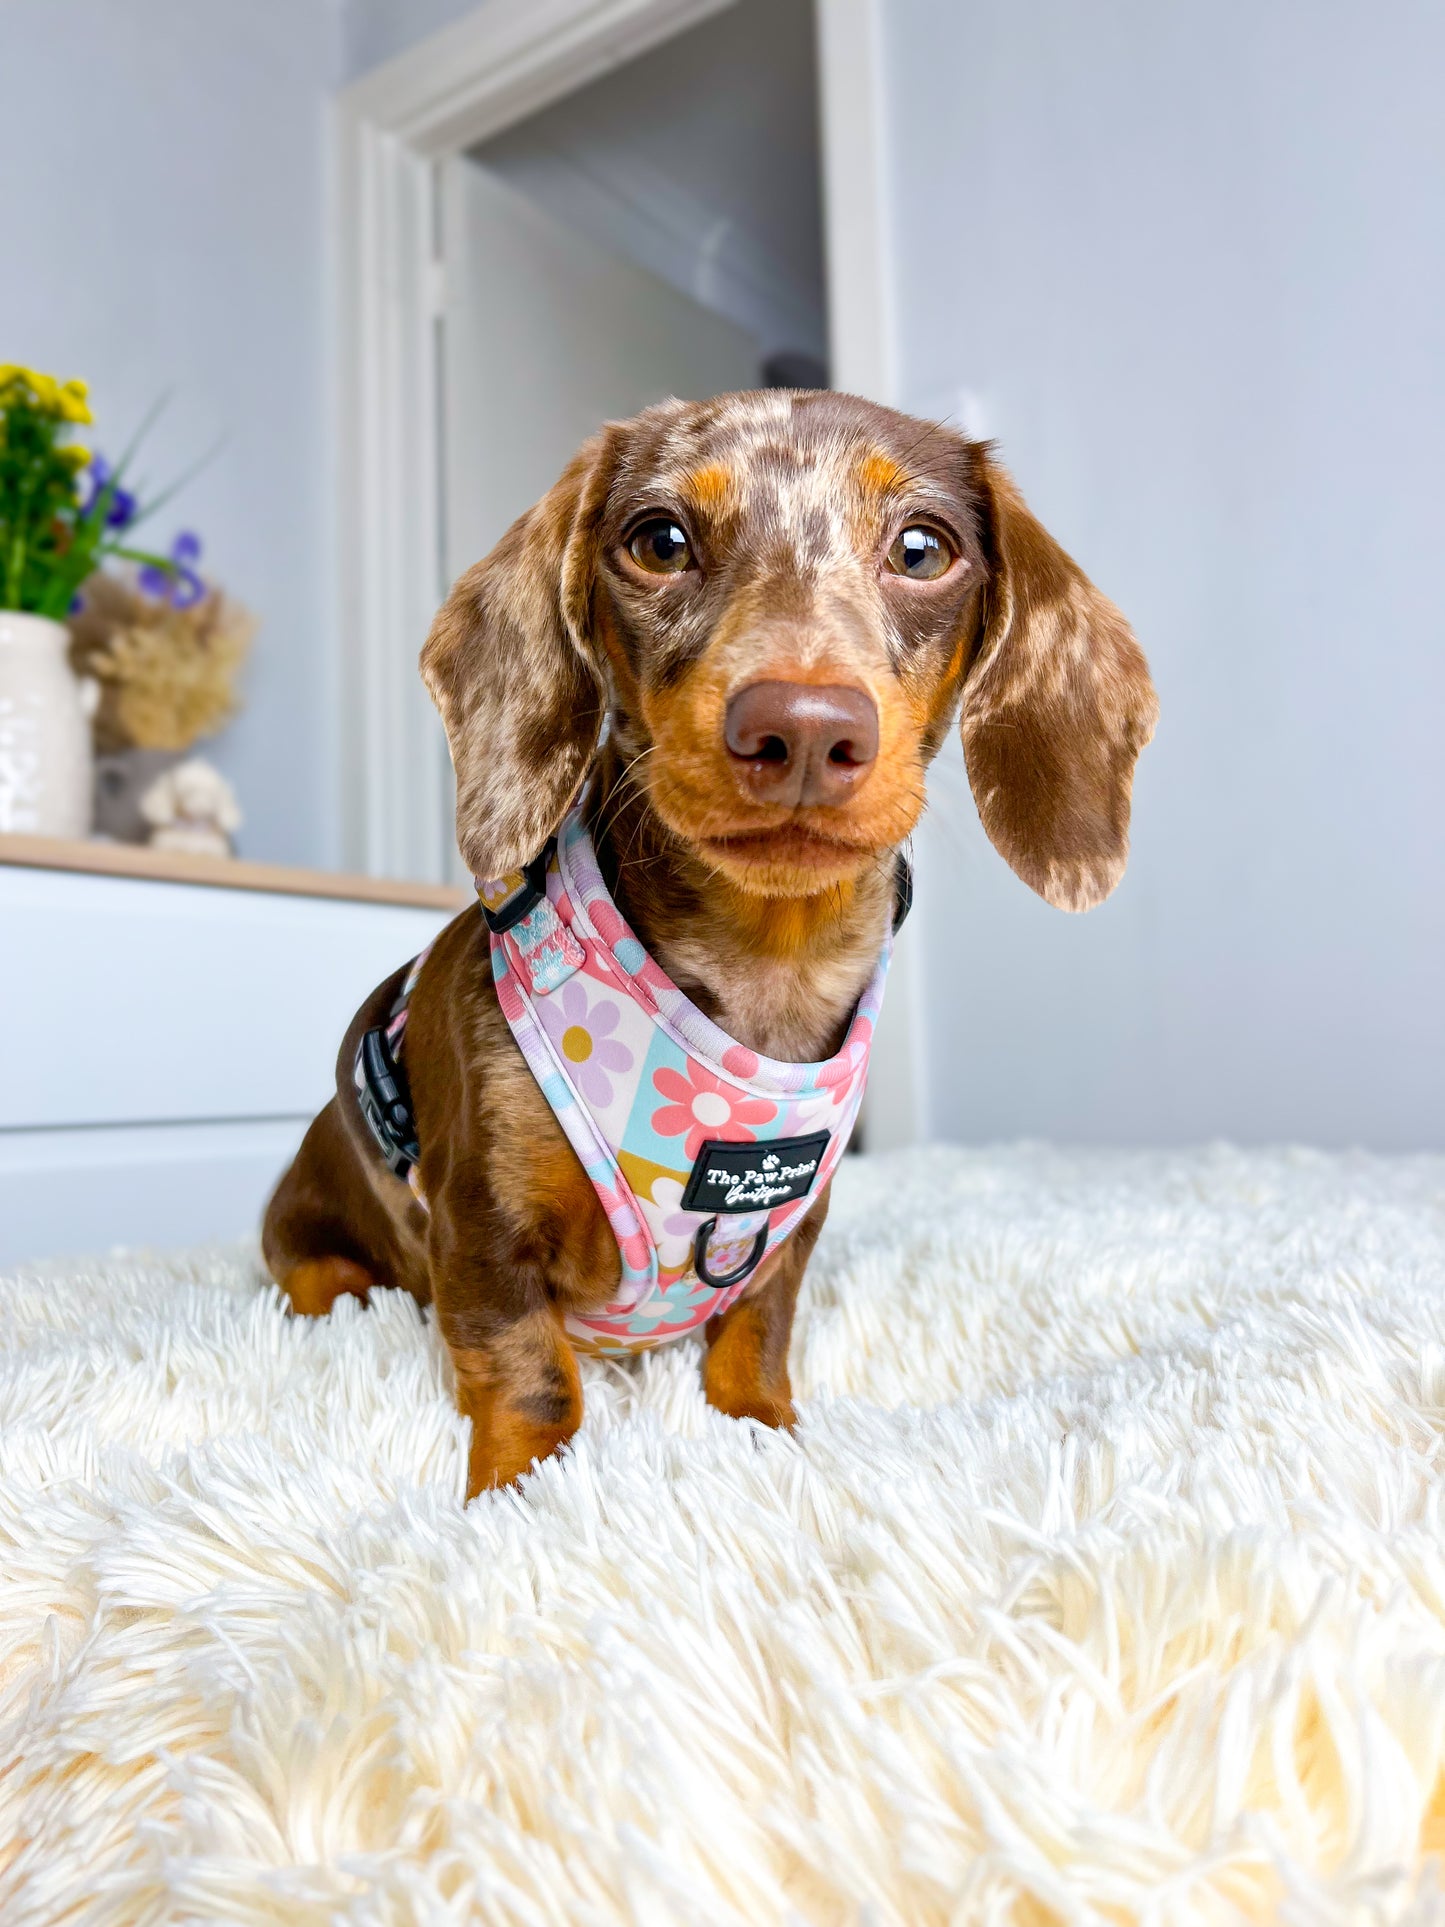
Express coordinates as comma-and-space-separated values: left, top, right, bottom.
357, 1024, 420, 1179
480, 839, 556, 934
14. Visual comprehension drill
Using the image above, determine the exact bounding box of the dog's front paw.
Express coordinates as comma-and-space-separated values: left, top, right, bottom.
465, 1411, 576, 1497
707, 1387, 797, 1432
450, 1331, 584, 1499
702, 1316, 796, 1432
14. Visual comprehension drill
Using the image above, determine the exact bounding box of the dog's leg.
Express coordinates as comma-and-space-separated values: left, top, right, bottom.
423, 1094, 609, 1497
437, 1288, 584, 1498
264, 1095, 428, 1316
702, 1188, 829, 1429
279, 1256, 376, 1316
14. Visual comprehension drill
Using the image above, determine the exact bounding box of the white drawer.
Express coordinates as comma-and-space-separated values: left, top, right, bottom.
0, 865, 459, 1130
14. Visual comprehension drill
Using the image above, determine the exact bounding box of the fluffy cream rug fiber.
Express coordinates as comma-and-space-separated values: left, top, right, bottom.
4, 1147, 1445, 1926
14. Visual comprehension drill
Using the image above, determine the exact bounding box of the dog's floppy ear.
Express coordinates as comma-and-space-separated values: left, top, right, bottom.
421, 434, 615, 879
960, 455, 1158, 912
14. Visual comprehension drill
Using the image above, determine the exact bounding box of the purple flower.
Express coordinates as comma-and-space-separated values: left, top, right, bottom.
140, 529, 205, 609
646, 1175, 696, 1273
551, 977, 633, 1110
79, 455, 137, 530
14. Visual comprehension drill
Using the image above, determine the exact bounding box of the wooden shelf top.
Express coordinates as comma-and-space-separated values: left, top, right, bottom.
0, 832, 471, 911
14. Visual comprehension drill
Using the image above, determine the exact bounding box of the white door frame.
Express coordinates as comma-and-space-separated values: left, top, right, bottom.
331, 0, 925, 1144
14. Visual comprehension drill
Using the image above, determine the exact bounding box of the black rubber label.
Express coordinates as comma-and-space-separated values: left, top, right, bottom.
681, 1132, 830, 1215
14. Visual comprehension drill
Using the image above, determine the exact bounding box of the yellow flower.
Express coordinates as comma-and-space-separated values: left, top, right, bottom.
59, 377, 92, 424
61, 443, 91, 468
0, 365, 92, 420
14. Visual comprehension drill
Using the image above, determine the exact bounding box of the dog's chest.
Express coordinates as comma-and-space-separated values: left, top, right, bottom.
668, 946, 870, 1066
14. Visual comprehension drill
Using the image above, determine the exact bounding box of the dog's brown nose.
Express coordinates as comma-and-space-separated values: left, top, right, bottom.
724, 681, 879, 808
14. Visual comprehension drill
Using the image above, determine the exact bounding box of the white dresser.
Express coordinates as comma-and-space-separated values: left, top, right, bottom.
0, 838, 465, 1266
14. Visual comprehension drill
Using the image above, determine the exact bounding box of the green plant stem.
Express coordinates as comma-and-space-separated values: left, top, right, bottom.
3, 448, 41, 608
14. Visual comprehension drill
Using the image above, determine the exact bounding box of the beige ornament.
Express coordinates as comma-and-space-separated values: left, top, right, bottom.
138, 756, 242, 858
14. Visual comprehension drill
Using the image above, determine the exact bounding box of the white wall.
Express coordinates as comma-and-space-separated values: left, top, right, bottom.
341, 0, 478, 79
0, 0, 340, 869
887, 0, 1445, 1150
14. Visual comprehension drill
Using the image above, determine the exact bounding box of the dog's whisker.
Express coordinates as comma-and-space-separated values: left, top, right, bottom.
592, 746, 657, 853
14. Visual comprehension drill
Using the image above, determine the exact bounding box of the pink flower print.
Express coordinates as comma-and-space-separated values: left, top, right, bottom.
589, 895, 628, 949
633, 952, 674, 1006
786, 1047, 866, 1134
553, 976, 633, 1109
651, 1060, 775, 1161
816, 1052, 857, 1108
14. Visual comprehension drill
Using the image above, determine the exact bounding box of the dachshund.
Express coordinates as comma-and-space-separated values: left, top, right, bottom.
263, 390, 1156, 1497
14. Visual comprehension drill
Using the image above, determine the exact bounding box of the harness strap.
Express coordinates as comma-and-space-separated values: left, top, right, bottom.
892, 848, 913, 932
477, 837, 583, 995
476, 841, 553, 932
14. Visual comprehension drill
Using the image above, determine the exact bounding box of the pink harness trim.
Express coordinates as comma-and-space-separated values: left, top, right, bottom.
479, 810, 891, 1356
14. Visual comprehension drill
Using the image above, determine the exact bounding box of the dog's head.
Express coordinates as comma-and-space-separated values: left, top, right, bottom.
422, 391, 1156, 910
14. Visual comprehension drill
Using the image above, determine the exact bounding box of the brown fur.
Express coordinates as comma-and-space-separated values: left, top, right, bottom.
264, 391, 1156, 1497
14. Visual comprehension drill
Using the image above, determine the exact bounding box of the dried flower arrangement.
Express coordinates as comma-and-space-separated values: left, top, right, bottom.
68, 543, 255, 754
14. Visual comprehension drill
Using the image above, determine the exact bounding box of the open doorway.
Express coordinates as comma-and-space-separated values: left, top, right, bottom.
438, 0, 828, 705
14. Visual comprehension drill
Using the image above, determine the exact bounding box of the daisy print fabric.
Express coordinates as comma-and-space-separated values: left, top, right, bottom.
484, 810, 891, 1357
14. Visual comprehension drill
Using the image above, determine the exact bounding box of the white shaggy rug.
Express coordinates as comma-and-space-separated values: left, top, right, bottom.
4, 1147, 1445, 1926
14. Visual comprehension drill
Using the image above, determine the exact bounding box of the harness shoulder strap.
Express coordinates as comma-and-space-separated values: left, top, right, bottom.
476, 839, 554, 933
476, 836, 583, 995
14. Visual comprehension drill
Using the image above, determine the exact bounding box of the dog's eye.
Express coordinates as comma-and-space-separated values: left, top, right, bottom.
628, 518, 694, 575
886, 525, 953, 580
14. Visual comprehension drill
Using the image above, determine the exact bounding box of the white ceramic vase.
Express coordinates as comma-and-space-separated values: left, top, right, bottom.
0, 610, 98, 837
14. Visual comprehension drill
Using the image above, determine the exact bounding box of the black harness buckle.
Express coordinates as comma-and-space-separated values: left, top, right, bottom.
357, 1023, 420, 1180
480, 840, 556, 934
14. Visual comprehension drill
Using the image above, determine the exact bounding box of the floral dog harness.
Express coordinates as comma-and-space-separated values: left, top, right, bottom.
358, 809, 900, 1357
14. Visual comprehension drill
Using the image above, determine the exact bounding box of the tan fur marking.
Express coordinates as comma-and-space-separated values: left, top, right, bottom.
279, 1256, 374, 1317
639, 597, 926, 900
684, 462, 735, 512
858, 449, 906, 496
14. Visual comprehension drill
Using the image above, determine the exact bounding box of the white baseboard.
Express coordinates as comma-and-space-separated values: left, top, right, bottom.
0, 1117, 310, 1268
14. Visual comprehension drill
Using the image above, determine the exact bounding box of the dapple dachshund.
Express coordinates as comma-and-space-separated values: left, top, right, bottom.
264, 390, 1156, 1497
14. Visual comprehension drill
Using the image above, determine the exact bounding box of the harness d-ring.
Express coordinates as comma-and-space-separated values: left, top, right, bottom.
693, 1218, 769, 1290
